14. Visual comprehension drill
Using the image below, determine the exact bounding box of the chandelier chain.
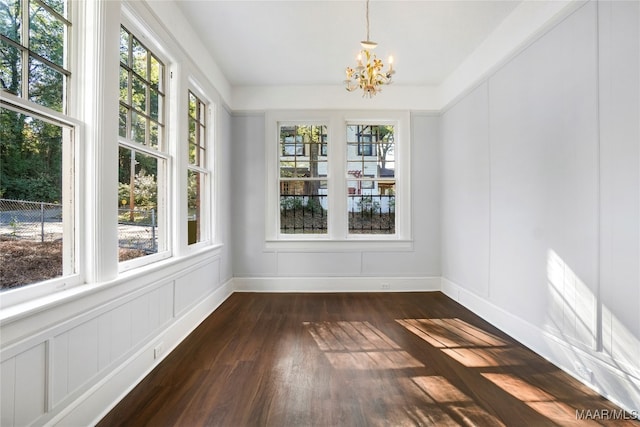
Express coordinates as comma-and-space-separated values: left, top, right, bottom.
365, 0, 370, 41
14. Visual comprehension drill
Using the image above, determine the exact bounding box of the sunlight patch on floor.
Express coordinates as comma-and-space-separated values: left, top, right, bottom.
396, 318, 508, 349
482, 373, 600, 427
303, 321, 423, 370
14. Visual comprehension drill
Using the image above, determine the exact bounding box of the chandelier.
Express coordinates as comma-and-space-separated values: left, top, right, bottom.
344, 0, 395, 97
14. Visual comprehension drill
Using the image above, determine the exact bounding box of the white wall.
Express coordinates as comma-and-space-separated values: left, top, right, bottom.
231, 112, 441, 291
441, 0, 640, 411
3, 1, 638, 424
0, 2, 235, 426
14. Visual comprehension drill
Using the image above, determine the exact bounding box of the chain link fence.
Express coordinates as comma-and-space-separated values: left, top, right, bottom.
118, 208, 157, 254
0, 199, 157, 254
0, 198, 63, 242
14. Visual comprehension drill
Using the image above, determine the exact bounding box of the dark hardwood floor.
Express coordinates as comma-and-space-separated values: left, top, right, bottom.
98, 292, 637, 426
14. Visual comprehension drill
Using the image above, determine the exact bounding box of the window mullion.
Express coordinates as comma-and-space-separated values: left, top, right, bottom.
329, 117, 347, 239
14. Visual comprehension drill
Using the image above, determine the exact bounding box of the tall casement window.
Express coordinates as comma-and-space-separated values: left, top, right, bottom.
1, 0, 78, 292
118, 25, 168, 264
346, 124, 395, 234
187, 90, 208, 245
267, 112, 410, 247
279, 124, 328, 234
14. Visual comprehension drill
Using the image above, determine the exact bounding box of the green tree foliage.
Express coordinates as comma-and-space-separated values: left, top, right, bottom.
1, 0, 67, 202
0, 109, 63, 202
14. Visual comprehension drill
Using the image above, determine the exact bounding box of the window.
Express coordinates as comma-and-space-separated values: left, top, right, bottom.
266, 111, 410, 247
187, 90, 209, 245
347, 124, 395, 234
279, 124, 328, 234
118, 25, 168, 264
1, 0, 77, 292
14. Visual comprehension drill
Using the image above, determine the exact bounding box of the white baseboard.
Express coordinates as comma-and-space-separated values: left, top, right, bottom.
441, 277, 640, 415
43, 275, 640, 425
233, 276, 441, 293
47, 279, 234, 427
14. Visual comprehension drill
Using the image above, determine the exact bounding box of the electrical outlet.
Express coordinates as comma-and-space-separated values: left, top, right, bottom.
154, 342, 164, 359
575, 362, 593, 383
381, 283, 391, 290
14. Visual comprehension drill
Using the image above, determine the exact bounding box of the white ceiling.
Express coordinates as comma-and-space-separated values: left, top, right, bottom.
175, 0, 523, 87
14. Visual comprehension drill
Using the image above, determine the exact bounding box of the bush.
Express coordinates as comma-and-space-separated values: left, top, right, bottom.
280, 196, 304, 211
357, 195, 380, 214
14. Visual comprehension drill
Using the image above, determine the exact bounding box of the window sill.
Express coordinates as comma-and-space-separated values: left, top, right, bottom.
0, 243, 224, 326
264, 239, 413, 252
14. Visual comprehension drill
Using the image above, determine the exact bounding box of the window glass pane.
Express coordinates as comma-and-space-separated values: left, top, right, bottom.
120, 27, 129, 65
348, 183, 395, 234
150, 55, 161, 89
309, 160, 326, 178
187, 170, 202, 245
0, 108, 73, 290
28, 56, 64, 112
280, 180, 327, 234
380, 161, 395, 178
131, 111, 146, 145
0, 0, 21, 42
188, 92, 197, 119
29, 1, 65, 67
189, 143, 197, 165
150, 88, 160, 121
131, 75, 146, 113
0, 39, 22, 96
199, 102, 206, 122
119, 67, 129, 103
347, 162, 364, 177
149, 121, 160, 149
118, 147, 160, 261
119, 105, 128, 138
188, 118, 196, 163
131, 38, 147, 79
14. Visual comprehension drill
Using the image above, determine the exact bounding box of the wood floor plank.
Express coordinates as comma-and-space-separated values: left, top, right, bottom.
97, 292, 638, 426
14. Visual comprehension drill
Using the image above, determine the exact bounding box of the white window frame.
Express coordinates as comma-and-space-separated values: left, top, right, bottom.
265, 110, 412, 251
0, 0, 82, 307
0, 92, 82, 308
184, 82, 213, 251
117, 13, 173, 272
